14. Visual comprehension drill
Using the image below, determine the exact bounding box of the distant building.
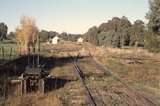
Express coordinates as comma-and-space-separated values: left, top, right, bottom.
48, 36, 60, 44
77, 37, 84, 43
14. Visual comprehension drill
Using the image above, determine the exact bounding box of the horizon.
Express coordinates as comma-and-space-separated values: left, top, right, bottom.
0, 0, 148, 34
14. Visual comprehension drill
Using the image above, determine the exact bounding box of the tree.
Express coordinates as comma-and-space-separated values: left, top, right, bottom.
118, 16, 132, 47
7, 32, 16, 40
98, 30, 115, 47
60, 32, 68, 40
146, 0, 160, 34
111, 17, 121, 32
112, 32, 121, 48
49, 31, 58, 38
38, 30, 49, 42
144, 32, 160, 52
15, 16, 38, 55
0, 23, 8, 41
85, 26, 99, 45
145, 0, 160, 52
130, 20, 145, 46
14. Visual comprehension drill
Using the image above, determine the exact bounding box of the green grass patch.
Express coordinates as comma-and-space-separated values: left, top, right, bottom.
0, 40, 18, 61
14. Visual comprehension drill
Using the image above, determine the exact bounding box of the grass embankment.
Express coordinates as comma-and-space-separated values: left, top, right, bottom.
97, 48, 160, 100
106, 57, 159, 88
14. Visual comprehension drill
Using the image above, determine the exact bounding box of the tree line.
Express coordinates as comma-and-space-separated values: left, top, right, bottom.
84, 16, 145, 48
38, 31, 81, 42
0, 27, 81, 43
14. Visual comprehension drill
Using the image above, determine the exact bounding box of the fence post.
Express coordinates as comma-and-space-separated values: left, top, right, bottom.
9, 48, 13, 60
0, 47, 1, 62
2, 47, 4, 62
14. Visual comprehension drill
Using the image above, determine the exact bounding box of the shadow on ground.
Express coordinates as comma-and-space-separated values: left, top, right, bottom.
0, 55, 85, 76
44, 77, 75, 93
0, 55, 85, 94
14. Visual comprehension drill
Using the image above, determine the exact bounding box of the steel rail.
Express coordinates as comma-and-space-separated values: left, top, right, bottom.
71, 55, 97, 106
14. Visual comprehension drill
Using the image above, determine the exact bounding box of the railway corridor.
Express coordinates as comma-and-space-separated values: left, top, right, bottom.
57, 55, 158, 106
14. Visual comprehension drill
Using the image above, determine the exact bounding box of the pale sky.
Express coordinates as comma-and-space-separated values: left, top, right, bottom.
0, 0, 149, 34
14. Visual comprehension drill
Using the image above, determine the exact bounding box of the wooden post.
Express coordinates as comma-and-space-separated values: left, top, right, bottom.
55, 78, 57, 89
2, 47, 4, 62
3, 73, 8, 99
37, 34, 40, 67
39, 79, 44, 93
20, 45, 21, 56
33, 47, 35, 67
23, 79, 27, 94
9, 48, 12, 60
21, 79, 24, 95
28, 47, 30, 66
0, 47, 1, 61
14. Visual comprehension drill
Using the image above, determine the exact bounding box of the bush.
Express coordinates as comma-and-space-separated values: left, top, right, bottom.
144, 33, 160, 52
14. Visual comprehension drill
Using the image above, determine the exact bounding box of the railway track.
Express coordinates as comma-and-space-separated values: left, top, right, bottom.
69, 53, 158, 106
88, 54, 158, 106
71, 55, 97, 106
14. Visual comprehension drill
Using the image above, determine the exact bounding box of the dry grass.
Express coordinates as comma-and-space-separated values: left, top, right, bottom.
105, 47, 160, 63
5, 92, 61, 106
96, 47, 160, 103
